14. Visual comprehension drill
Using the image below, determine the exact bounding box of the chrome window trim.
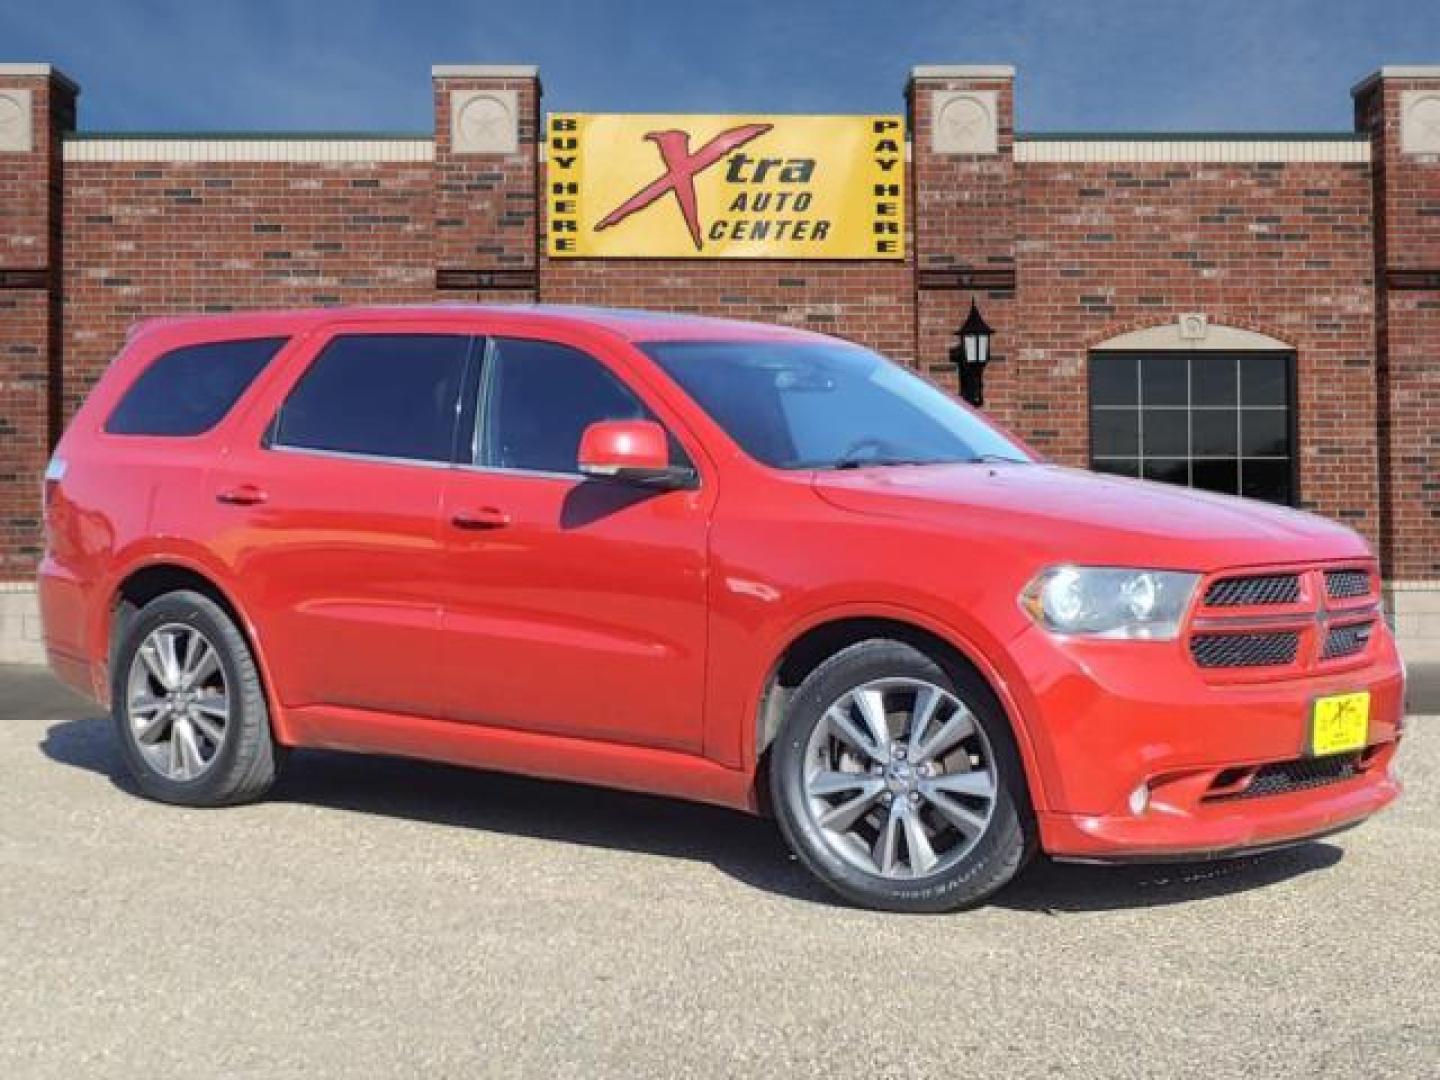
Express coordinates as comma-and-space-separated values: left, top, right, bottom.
265, 442, 454, 471
453, 462, 589, 483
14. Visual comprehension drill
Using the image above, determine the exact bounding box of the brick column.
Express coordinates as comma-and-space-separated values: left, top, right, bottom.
908, 65, 1017, 415
431, 65, 541, 300
0, 64, 75, 588
1355, 66, 1440, 657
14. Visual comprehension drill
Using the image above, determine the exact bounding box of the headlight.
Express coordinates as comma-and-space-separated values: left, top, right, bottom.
1020, 566, 1200, 640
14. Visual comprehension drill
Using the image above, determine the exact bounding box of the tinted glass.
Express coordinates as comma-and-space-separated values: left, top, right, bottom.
645, 341, 1030, 469
1242, 459, 1291, 503
1091, 409, 1139, 457
1193, 458, 1239, 495
1140, 355, 1187, 406
1142, 409, 1188, 457
273, 334, 470, 462
1091, 458, 1139, 479
106, 337, 285, 436
481, 338, 652, 473
1191, 409, 1236, 457
1191, 356, 1238, 407
1089, 350, 1293, 505
1089, 354, 1138, 407
1143, 458, 1188, 485
1242, 409, 1289, 457
1241, 355, 1289, 406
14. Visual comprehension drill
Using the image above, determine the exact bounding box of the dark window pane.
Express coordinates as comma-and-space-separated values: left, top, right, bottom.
1142, 409, 1189, 457
1143, 458, 1189, 486
1191, 356, 1238, 408
1192, 409, 1237, 457
483, 338, 651, 473
1192, 458, 1239, 496
1242, 459, 1292, 504
1242, 409, 1290, 457
1090, 354, 1138, 407
107, 337, 286, 436
1240, 354, 1289, 407
274, 334, 470, 462
1140, 355, 1187, 406
1091, 459, 1139, 479
1091, 409, 1139, 457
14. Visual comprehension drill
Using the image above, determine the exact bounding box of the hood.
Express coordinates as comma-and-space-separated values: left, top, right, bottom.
810, 463, 1370, 571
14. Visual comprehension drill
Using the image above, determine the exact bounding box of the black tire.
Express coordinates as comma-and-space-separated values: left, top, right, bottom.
770, 639, 1034, 913
111, 589, 281, 806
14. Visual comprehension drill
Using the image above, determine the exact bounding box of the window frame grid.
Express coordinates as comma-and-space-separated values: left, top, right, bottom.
1087, 349, 1298, 506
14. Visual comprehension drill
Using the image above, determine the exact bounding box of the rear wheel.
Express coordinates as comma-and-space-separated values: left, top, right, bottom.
770, 639, 1033, 912
112, 590, 280, 806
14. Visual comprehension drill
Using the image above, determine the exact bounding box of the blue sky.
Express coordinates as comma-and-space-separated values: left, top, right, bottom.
3, 0, 1436, 133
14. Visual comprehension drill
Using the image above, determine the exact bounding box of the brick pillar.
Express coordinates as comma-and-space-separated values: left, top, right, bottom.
1354, 66, 1440, 657
431, 65, 541, 301
908, 65, 1020, 429
0, 64, 75, 585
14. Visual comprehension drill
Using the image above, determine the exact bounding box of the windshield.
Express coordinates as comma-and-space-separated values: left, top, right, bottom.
642, 340, 1032, 470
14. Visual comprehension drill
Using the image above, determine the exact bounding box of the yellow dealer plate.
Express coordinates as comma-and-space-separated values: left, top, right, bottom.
1309, 692, 1370, 757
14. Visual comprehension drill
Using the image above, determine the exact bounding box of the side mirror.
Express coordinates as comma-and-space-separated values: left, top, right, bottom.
578, 420, 695, 488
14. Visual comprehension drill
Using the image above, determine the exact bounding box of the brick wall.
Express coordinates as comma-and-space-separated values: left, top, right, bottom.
1011, 156, 1379, 538
0, 60, 1437, 604
1356, 72, 1440, 580
910, 69, 1018, 397
61, 157, 439, 414
0, 68, 73, 578
540, 258, 915, 361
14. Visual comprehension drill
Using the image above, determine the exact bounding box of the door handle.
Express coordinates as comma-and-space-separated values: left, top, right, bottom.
451, 506, 511, 530
216, 484, 268, 506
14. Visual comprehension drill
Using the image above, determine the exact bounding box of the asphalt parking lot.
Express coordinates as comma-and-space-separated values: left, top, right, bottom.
1, 664, 1435, 1079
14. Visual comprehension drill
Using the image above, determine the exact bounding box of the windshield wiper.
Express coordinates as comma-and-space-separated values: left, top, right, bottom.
828, 456, 932, 470
967, 453, 1028, 464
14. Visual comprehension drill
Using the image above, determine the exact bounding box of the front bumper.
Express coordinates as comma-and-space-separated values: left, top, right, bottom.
1006, 619, 1405, 861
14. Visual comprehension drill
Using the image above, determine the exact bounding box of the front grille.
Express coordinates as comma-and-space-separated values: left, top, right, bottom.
1322, 620, 1374, 661
1190, 631, 1299, 668
1204, 574, 1301, 607
1325, 569, 1371, 601
1210, 753, 1362, 801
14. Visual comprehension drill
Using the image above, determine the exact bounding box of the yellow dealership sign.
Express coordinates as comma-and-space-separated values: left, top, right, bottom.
547, 113, 905, 259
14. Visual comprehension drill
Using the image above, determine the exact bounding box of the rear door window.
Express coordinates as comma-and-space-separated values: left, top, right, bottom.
105, 337, 287, 436
271, 334, 473, 464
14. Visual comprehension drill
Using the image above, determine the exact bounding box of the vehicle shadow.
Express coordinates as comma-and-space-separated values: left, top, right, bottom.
40, 715, 1344, 914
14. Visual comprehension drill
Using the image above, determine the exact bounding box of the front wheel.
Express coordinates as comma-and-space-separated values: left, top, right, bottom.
770, 639, 1034, 912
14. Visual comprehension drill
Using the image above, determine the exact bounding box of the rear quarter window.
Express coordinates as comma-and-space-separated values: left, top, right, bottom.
105, 337, 287, 436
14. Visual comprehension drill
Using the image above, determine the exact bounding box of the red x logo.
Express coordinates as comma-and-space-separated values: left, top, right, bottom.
595, 123, 773, 251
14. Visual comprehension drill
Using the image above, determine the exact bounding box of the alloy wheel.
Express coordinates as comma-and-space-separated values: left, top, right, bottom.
125, 623, 231, 781
801, 677, 998, 879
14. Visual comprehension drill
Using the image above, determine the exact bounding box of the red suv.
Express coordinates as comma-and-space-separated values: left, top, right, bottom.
40, 306, 1404, 911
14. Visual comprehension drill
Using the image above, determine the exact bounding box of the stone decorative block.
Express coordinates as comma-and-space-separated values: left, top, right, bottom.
931, 90, 998, 155
1400, 90, 1440, 155
1178, 313, 1208, 340
450, 88, 519, 155
0, 87, 33, 153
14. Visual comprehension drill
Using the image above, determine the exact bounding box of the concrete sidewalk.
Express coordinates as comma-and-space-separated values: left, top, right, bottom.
1404, 661, 1440, 714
